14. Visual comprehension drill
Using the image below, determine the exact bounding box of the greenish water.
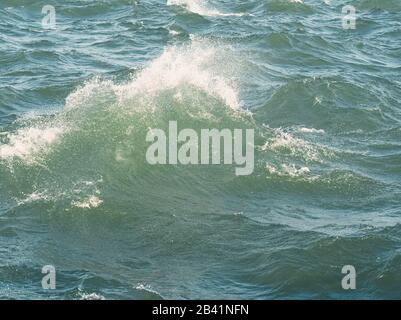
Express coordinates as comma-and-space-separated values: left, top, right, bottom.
0, 0, 401, 299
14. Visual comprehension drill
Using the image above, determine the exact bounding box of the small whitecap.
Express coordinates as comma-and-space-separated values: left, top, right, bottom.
298, 127, 325, 134
135, 283, 160, 296
72, 195, 103, 209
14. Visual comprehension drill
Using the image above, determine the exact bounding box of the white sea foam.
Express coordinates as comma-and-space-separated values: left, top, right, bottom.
115, 40, 241, 110
71, 195, 103, 209
65, 77, 115, 111
266, 163, 311, 177
262, 128, 322, 162
298, 127, 325, 134
0, 126, 65, 163
168, 29, 181, 36
167, 0, 245, 17
78, 290, 105, 300
17, 191, 51, 206
65, 40, 241, 112
80, 293, 105, 300
135, 283, 161, 296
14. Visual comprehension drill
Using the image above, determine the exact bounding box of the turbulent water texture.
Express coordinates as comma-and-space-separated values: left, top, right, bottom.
0, 0, 401, 299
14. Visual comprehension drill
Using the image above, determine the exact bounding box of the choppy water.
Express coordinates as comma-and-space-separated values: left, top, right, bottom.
0, 0, 401, 300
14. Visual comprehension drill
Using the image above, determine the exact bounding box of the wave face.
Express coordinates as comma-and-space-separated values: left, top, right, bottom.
1, 0, 401, 299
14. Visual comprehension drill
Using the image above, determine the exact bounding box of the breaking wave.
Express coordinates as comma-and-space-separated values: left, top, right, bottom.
0, 38, 337, 214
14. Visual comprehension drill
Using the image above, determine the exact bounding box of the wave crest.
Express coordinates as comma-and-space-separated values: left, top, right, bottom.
167, 0, 245, 17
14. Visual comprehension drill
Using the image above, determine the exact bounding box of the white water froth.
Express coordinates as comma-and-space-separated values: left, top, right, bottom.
262, 128, 323, 162
167, 0, 245, 17
135, 283, 161, 296
78, 289, 105, 300
0, 127, 65, 163
65, 40, 241, 112
298, 127, 325, 134
17, 191, 52, 206
115, 40, 241, 110
266, 163, 311, 178
72, 195, 103, 209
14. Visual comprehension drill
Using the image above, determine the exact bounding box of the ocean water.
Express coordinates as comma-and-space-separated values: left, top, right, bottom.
0, 0, 401, 300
